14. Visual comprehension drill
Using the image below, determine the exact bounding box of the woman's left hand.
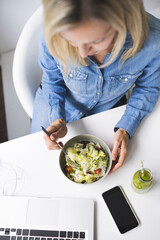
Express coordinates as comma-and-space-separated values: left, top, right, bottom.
110, 128, 129, 173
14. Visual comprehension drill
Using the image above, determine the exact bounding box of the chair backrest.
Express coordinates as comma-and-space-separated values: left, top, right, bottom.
149, 7, 160, 18
13, 6, 43, 119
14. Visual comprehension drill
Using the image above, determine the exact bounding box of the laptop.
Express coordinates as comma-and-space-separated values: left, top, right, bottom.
0, 196, 94, 240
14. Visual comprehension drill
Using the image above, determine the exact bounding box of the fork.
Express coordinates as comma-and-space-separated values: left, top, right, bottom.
41, 126, 81, 169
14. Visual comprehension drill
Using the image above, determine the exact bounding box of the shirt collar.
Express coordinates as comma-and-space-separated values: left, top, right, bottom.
122, 31, 133, 50
87, 31, 133, 65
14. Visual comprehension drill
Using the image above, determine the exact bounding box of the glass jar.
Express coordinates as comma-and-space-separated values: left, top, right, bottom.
131, 168, 153, 193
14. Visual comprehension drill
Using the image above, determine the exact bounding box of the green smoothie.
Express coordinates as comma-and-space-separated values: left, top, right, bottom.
132, 168, 153, 193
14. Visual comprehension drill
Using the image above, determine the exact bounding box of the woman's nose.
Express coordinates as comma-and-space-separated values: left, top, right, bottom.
78, 44, 90, 58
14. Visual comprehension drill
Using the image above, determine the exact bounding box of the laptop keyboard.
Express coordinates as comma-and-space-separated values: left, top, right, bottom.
0, 228, 86, 240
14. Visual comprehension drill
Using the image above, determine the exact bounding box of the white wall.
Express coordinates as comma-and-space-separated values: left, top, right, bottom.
0, 0, 41, 141
0, 0, 41, 54
1, 51, 31, 140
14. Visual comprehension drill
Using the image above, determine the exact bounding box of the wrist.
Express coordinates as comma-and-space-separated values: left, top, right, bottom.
59, 118, 66, 125
119, 128, 130, 138
51, 118, 66, 128
55, 118, 66, 124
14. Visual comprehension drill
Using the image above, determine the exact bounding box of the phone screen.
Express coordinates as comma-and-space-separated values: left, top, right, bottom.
102, 186, 140, 234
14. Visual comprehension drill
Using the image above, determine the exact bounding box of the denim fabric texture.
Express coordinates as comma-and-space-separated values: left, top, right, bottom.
31, 13, 160, 137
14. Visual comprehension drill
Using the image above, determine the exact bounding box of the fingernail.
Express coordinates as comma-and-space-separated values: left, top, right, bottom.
50, 135, 54, 141
111, 155, 116, 160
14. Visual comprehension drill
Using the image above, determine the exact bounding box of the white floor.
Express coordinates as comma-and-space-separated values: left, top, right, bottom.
1, 51, 30, 141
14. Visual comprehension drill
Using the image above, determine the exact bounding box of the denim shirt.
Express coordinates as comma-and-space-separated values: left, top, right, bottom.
39, 13, 160, 138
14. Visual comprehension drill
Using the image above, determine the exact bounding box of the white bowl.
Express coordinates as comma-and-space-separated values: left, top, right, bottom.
59, 134, 112, 184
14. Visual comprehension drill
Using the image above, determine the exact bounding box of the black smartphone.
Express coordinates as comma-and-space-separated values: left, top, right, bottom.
102, 186, 140, 234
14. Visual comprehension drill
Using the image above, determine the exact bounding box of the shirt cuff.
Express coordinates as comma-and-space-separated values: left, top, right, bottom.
114, 114, 141, 138
48, 103, 66, 124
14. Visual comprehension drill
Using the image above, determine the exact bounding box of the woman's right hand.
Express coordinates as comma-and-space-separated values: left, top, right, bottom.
43, 118, 67, 150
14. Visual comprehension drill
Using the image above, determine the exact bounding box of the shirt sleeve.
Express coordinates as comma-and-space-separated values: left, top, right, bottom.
114, 54, 160, 138
38, 26, 66, 124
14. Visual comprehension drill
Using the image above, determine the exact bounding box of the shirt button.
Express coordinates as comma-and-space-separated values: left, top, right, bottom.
69, 73, 73, 78
94, 100, 96, 103
124, 77, 128, 82
80, 112, 83, 115
99, 75, 102, 79
88, 106, 90, 108
97, 92, 100, 95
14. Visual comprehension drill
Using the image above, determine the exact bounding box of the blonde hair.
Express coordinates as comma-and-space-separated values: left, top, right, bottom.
42, 0, 149, 70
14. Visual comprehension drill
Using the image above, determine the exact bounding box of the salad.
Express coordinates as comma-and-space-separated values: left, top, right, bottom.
64, 141, 109, 184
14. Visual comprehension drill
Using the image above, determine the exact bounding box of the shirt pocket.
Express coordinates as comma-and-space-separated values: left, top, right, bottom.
64, 70, 88, 95
110, 71, 143, 92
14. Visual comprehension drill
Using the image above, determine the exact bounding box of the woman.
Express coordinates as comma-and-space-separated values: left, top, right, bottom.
31, 0, 160, 173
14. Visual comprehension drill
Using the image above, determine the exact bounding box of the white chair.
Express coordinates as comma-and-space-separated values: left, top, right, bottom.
13, 6, 43, 119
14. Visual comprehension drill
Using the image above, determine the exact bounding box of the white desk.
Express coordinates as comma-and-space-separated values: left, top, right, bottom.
0, 99, 160, 240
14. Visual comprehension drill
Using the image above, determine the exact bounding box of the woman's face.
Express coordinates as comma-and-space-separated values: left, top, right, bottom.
60, 19, 117, 58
